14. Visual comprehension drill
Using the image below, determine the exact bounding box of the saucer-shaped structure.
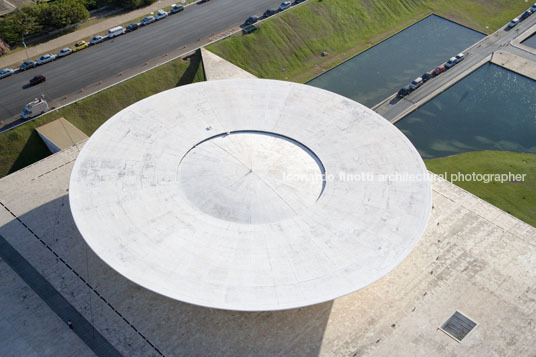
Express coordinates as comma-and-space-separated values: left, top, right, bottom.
69, 79, 431, 311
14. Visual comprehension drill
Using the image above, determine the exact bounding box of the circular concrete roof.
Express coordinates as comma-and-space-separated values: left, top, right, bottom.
69, 79, 431, 311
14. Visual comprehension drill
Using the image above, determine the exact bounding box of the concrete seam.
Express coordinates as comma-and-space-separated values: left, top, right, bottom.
0, 200, 166, 357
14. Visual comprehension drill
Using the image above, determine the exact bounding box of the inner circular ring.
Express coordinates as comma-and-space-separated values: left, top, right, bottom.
177, 130, 326, 224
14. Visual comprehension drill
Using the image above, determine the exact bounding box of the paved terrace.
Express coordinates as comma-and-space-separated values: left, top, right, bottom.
374, 12, 536, 123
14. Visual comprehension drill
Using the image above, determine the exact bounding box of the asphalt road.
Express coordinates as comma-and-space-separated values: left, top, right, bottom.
0, 0, 286, 124
374, 13, 536, 122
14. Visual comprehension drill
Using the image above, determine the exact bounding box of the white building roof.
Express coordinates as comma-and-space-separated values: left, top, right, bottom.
69, 79, 432, 310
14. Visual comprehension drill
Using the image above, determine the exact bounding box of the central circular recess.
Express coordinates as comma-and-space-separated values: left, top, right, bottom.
178, 131, 324, 224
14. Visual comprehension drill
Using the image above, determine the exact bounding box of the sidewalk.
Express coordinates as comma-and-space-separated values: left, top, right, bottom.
0, 0, 190, 68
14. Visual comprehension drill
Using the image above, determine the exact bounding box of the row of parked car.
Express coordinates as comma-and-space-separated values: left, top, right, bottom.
243, 0, 306, 32
0, 3, 186, 80
397, 53, 465, 98
507, 3, 536, 28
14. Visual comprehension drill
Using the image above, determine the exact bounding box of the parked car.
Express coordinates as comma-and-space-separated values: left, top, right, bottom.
455, 53, 465, 63
57, 47, 73, 57
0, 68, 15, 79
36, 54, 56, 65
155, 9, 168, 20
508, 18, 519, 28
409, 77, 423, 90
264, 8, 276, 17
397, 85, 411, 98
421, 71, 433, 82
294, 0, 305, 3
29, 74, 46, 86
90, 35, 104, 45
245, 16, 258, 25
19, 60, 36, 71
521, 10, 532, 20
72, 41, 89, 52
126, 23, 139, 32
432, 64, 446, 76
242, 25, 258, 34
141, 16, 156, 26
279, 1, 291, 11
170, 4, 184, 13
21, 97, 48, 119
445, 56, 458, 69
531, 3, 536, 12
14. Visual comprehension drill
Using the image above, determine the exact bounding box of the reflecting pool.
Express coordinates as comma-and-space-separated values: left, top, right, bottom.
308, 15, 485, 108
395, 63, 536, 159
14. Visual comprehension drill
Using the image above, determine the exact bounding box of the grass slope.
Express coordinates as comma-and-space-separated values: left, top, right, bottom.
426, 151, 536, 227
0, 51, 205, 178
208, 0, 529, 82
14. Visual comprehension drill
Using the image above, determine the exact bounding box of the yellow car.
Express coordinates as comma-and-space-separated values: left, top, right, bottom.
72, 40, 89, 52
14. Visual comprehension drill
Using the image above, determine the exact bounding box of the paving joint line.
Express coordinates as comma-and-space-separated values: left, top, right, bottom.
0, 200, 165, 357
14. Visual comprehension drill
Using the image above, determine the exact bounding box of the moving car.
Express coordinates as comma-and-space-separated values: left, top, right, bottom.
72, 41, 89, 52
90, 35, 104, 45
21, 98, 48, 119
29, 74, 46, 86
245, 16, 258, 25
397, 85, 411, 98
0, 68, 15, 79
279, 1, 291, 11
508, 18, 519, 28
264, 8, 276, 17
37, 54, 56, 65
57, 47, 72, 57
455, 53, 465, 63
432, 64, 445, 75
141, 16, 156, 26
445, 56, 457, 68
409, 77, 423, 90
170, 4, 184, 13
155, 9, 168, 20
19, 60, 36, 71
126, 23, 139, 32
421, 71, 433, 82
108, 26, 125, 38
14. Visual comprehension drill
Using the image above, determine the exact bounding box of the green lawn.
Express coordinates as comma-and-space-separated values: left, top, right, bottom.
208, 0, 529, 82
0, 51, 205, 178
426, 151, 536, 227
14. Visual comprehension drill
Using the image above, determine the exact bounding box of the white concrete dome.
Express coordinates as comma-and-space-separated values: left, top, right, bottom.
69, 79, 432, 311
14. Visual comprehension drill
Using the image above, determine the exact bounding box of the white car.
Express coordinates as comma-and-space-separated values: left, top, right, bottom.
445, 56, 457, 68
455, 53, 465, 63
90, 35, 104, 45
57, 48, 73, 57
141, 16, 156, 26
0, 68, 15, 79
409, 77, 423, 90
36, 54, 56, 65
155, 9, 168, 20
279, 1, 291, 11
508, 18, 519, 28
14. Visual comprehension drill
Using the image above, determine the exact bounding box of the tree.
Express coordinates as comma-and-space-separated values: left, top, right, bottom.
0, 7, 41, 46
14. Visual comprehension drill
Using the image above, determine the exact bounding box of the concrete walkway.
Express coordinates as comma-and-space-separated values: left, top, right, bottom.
491, 50, 536, 80
201, 48, 257, 80
0, 0, 192, 68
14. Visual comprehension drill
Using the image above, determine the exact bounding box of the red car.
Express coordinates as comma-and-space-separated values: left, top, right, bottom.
432, 65, 446, 76
29, 75, 46, 86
